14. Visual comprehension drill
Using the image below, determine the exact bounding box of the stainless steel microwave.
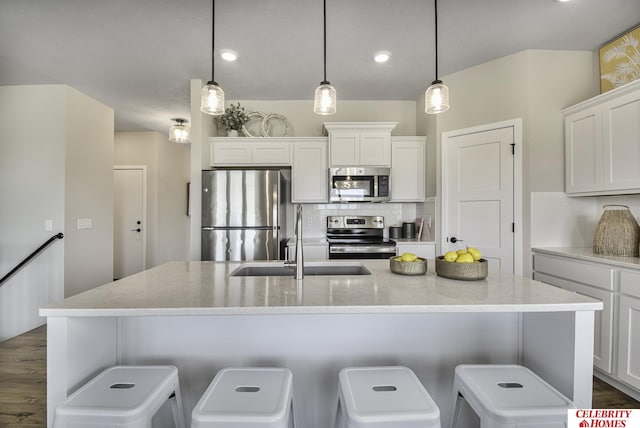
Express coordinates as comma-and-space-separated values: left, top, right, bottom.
328, 167, 390, 202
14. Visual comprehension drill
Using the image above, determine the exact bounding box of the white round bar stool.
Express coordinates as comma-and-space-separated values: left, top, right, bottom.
53, 365, 186, 428
451, 364, 575, 428
335, 366, 441, 428
191, 367, 294, 428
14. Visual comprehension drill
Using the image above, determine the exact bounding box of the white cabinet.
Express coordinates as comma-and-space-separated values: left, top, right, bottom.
395, 241, 435, 260
324, 122, 396, 167
286, 240, 328, 261
532, 250, 640, 398
210, 139, 291, 166
564, 80, 640, 196
617, 269, 640, 390
390, 137, 425, 202
292, 139, 328, 203
532, 253, 615, 373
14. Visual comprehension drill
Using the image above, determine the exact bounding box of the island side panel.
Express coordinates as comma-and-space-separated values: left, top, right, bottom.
118, 312, 521, 428
47, 317, 118, 428
522, 311, 595, 408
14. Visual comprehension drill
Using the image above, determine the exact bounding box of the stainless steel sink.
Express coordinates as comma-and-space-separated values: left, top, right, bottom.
229, 261, 371, 277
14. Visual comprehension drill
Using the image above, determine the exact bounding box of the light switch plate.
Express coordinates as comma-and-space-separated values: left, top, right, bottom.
77, 218, 92, 230
45, 219, 53, 231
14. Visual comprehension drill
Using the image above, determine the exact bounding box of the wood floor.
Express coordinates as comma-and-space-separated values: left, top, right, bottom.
1, 326, 638, 427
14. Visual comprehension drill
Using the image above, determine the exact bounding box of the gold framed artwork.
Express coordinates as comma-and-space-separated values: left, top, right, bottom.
599, 24, 640, 93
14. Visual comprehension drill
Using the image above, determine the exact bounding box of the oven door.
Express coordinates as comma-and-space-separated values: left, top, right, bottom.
328, 244, 396, 259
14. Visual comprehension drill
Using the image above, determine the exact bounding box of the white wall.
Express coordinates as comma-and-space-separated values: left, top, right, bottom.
0, 85, 113, 340
64, 87, 115, 297
433, 50, 598, 276
114, 132, 190, 267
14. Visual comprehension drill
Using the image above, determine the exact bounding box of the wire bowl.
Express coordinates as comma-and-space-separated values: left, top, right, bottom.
435, 256, 488, 281
389, 257, 428, 276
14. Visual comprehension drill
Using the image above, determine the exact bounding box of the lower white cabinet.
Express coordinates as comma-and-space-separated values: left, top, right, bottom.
396, 242, 435, 260
532, 250, 640, 396
286, 241, 328, 261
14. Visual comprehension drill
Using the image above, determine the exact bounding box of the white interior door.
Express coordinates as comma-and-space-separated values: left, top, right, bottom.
114, 167, 146, 279
442, 121, 520, 274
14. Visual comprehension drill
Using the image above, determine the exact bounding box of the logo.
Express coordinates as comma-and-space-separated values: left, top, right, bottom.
567, 409, 639, 427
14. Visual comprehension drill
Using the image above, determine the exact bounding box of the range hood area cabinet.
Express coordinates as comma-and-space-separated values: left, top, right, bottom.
324, 122, 396, 167
564, 79, 640, 196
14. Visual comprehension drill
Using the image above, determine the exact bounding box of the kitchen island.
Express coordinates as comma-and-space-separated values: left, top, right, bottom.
40, 260, 602, 428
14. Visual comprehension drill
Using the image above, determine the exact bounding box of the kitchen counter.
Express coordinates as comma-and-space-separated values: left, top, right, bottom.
533, 247, 640, 270
39, 260, 599, 317
40, 260, 601, 428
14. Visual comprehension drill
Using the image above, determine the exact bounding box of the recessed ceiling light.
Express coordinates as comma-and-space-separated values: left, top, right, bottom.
220, 49, 238, 61
374, 51, 391, 63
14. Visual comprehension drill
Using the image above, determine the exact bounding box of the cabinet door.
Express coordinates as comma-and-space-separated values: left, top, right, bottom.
534, 271, 615, 373
391, 140, 425, 201
211, 142, 252, 165
359, 132, 390, 166
329, 132, 360, 165
292, 141, 328, 203
617, 295, 640, 389
602, 91, 640, 191
251, 142, 291, 165
564, 106, 603, 194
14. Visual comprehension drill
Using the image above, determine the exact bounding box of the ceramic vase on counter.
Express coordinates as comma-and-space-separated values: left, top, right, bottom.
593, 205, 639, 257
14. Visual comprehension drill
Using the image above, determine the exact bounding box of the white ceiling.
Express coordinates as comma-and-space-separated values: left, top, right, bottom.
1, 0, 639, 134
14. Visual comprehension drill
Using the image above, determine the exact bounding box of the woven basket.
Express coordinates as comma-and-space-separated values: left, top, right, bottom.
435, 256, 488, 281
593, 205, 639, 257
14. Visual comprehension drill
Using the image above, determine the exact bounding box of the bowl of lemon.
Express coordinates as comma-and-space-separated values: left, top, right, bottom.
435, 247, 488, 280
390, 252, 428, 276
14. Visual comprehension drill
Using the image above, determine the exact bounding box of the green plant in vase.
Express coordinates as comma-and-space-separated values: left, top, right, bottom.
217, 103, 248, 136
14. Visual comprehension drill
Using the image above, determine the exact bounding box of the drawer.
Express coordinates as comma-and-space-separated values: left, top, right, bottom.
620, 269, 640, 299
533, 254, 615, 291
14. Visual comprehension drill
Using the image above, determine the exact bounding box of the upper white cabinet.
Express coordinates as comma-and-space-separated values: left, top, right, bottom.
210, 138, 291, 166
564, 80, 640, 196
291, 138, 328, 203
324, 122, 396, 167
390, 137, 425, 202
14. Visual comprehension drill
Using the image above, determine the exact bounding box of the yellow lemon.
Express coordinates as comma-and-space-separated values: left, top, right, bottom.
455, 253, 475, 263
400, 252, 418, 262
467, 247, 482, 261
443, 251, 458, 262
456, 249, 467, 255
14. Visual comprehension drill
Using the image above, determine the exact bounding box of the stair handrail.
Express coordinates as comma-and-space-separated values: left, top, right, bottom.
0, 233, 64, 287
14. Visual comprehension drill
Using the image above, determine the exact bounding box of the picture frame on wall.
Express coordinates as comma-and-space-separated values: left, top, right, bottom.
598, 23, 640, 93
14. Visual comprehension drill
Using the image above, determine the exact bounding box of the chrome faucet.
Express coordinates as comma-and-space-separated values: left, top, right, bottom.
294, 204, 304, 279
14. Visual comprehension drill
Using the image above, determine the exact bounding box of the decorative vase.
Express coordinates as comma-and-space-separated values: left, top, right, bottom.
227, 129, 238, 137
593, 205, 639, 257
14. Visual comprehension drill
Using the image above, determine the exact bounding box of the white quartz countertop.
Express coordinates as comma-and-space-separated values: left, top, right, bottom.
533, 247, 640, 270
39, 260, 602, 317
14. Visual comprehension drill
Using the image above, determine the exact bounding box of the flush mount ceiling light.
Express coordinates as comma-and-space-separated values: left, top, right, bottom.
425, 0, 450, 114
374, 51, 391, 63
200, 0, 225, 115
169, 118, 190, 144
314, 0, 336, 115
220, 49, 238, 62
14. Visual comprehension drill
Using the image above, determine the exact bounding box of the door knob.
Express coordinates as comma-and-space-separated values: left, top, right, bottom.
130, 228, 141, 232
449, 236, 463, 243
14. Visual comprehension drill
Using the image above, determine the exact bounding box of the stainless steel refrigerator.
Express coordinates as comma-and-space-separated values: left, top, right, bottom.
201, 169, 287, 261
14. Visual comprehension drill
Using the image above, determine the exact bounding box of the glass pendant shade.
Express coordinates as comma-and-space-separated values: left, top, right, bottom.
425, 80, 450, 114
169, 119, 190, 144
200, 81, 225, 115
314, 81, 337, 115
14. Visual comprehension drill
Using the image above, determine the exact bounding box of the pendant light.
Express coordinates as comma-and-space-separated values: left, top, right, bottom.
425, 0, 449, 114
169, 119, 191, 144
201, 0, 225, 115
314, 0, 336, 115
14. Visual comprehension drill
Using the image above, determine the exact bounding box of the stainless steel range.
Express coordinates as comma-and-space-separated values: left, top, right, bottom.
326, 215, 397, 259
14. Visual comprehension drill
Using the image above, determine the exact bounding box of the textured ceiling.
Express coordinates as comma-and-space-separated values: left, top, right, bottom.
1, 0, 639, 134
